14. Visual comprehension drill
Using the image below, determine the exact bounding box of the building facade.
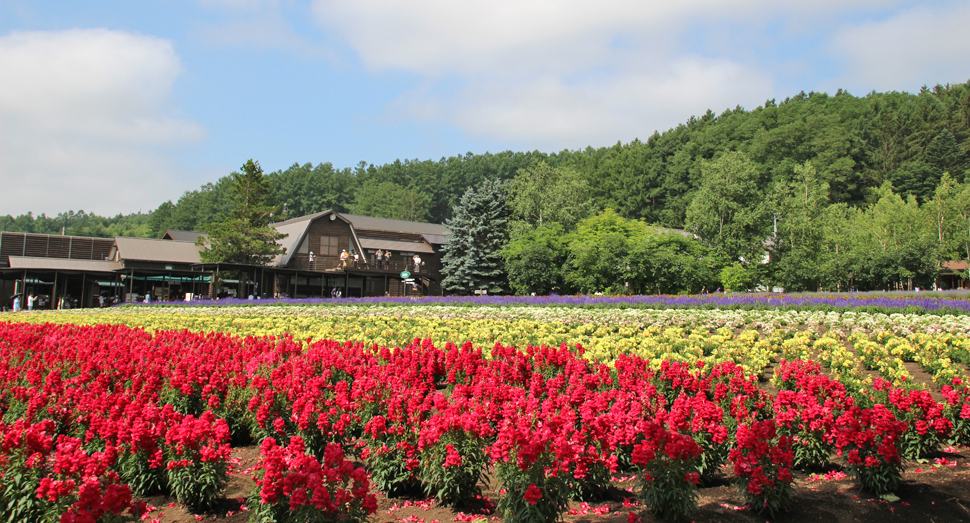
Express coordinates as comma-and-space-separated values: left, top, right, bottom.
0, 211, 450, 310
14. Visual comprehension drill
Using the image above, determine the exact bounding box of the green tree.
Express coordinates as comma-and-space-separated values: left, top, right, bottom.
720, 263, 758, 292
199, 160, 287, 265
270, 162, 357, 216
503, 224, 568, 295
852, 184, 938, 290
685, 151, 770, 263
149, 201, 176, 238
770, 161, 830, 291
440, 179, 509, 294
625, 231, 722, 294
506, 161, 596, 237
563, 209, 650, 294
350, 180, 431, 222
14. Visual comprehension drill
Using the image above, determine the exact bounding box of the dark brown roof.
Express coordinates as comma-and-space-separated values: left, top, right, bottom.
272, 211, 449, 236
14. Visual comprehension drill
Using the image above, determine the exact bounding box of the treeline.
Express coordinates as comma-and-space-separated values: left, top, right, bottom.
460, 157, 970, 296
0, 210, 151, 238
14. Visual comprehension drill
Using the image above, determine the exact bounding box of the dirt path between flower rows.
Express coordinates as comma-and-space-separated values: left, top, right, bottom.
142, 441, 970, 523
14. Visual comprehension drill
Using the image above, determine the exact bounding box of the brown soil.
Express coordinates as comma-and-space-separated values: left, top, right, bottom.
144, 444, 970, 523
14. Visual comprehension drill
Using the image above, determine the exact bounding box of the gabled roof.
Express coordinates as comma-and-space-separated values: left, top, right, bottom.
114, 236, 203, 264
162, 230, 205, 243
272, 210, 449, 236
269, 210, 451, 266
270, 210, 362, 266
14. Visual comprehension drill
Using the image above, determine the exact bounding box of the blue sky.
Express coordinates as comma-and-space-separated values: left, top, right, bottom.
1, 0, 969, 216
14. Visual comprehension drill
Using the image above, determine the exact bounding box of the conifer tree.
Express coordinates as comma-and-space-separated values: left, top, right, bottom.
199, 159, 287, 265
441, 179, 509, 294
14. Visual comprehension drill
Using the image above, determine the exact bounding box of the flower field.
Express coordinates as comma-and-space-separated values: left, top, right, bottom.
3, 301, 970, 522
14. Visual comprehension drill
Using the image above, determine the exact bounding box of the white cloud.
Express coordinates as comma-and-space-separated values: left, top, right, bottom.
310, 0, 898, 76
0, 29, 204, 216
309, 0, 908, 148
831, 3, 970, 92
399, 56, 773, 149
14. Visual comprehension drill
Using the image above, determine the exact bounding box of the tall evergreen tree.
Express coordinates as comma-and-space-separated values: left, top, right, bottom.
441, 179, 509, 295
199, 160, 287, 265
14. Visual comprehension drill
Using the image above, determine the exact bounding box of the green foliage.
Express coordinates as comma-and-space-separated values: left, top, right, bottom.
720, 263, 758, 292
504, 224, 568, 295
506, 160, 596, 235
563, 209, 647, 294
685, 151, 770, 263
199, 160, 287, 266
420, 433, 490, 507
496, 459, 569, 523
441, 179, 510, 295
349, 180, 431, 222
269, 162, 356, 217
625, 231, 723, 294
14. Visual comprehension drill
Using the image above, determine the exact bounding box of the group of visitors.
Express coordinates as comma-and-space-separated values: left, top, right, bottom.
330, 287, 343, 299
375, 250, 392, 270
9, 293, 39, 312
315, 248, 401, 271
338, 249, 363, 268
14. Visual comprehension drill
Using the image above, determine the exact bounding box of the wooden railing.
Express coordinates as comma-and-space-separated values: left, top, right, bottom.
288, 256, 429, 274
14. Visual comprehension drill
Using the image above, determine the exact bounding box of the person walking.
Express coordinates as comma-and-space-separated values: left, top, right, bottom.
28, 293, 36, 311
12, 295, 20, 312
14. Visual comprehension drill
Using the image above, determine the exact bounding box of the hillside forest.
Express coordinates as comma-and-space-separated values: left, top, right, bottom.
2, 82, 970, 293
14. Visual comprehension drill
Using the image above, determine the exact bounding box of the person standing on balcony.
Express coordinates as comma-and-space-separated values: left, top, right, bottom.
309, 251, 314, 267
375, 249, 383, 269
340, 249, 349, 268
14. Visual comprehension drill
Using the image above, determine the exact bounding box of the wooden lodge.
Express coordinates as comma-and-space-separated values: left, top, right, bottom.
0, 211, 450, 309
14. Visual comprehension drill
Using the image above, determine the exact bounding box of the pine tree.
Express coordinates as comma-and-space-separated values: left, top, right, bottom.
926, 128, 968, 181
441, 179, 509, 294
199, 159, 287, 265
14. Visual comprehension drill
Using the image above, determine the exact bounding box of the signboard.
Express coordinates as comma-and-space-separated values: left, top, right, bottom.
400, 270, 411, 279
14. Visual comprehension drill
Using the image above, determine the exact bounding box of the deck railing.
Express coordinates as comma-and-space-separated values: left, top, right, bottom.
288, 256, 428, 274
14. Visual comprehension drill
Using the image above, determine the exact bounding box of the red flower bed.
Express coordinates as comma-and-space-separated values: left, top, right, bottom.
0, 322, 964, 522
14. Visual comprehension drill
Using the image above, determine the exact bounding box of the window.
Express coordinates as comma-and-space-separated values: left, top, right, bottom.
320, 236, 339, 257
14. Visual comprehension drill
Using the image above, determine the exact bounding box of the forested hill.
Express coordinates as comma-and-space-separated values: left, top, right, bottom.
3, 82, 969, 239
